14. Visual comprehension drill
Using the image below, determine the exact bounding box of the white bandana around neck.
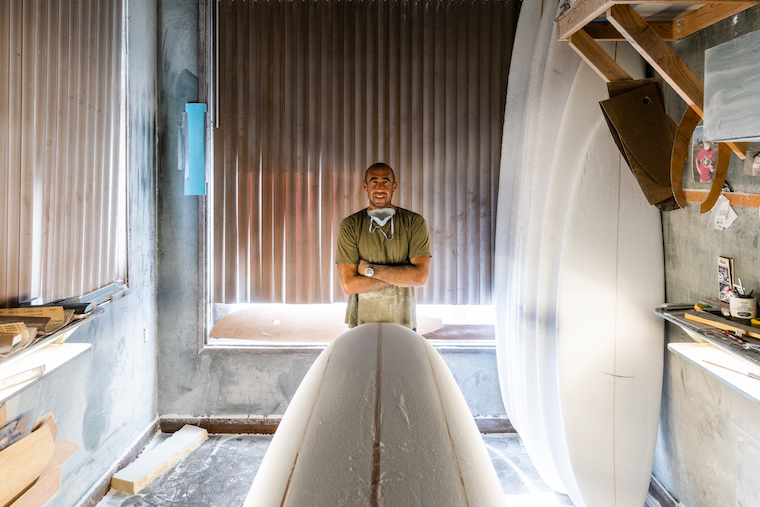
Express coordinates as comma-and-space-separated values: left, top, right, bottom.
368, 207, 395, 240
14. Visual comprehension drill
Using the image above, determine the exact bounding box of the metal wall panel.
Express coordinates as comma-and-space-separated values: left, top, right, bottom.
0, 0, 126, 306
704, 28, 760, 142
213, 0, 518, 305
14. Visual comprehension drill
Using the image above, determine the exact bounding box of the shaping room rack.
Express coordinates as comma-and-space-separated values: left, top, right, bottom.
556, 0, 760, 209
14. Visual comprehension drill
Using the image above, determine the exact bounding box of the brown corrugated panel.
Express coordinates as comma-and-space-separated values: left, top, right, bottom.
213, 0, 519, 305
0, 0, 126, 307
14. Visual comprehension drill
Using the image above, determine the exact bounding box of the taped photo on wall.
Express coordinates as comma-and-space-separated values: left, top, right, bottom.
690, 125, 717, 183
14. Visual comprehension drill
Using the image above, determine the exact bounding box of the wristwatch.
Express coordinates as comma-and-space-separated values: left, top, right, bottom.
365, 265, 374, 277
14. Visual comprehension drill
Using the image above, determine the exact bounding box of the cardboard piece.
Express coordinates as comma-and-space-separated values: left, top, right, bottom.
600, 79, 679, 211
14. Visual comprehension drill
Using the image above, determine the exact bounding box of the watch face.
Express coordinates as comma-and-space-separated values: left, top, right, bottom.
365, 266, 374, 277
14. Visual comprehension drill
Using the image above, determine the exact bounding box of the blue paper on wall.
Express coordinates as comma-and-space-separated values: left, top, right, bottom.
182, 103, 207, 196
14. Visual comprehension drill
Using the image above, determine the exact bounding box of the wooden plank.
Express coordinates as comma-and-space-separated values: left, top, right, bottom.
0, 425, 55, 507
32, 413, 56, 441
555, 0, 741, 40
0, 404, 5, 428
569, 29, 633, 82
583, 20, 673, 41
684, 190, 760, 208
672, 2, 759, 40
606, 4, 748, 159
9, 467, 60, 507
607, 4, 705, 115
685, 311, 760, 340
11, 439, 77, 507
110, 425, 208, 494
557, 0, 613, 41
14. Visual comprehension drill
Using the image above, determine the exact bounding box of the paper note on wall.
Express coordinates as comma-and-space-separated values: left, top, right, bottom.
709, 195, 737, 230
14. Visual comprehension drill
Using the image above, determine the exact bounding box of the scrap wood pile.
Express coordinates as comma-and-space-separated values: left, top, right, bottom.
0, 307, 79, 360
0, 404, 77, 507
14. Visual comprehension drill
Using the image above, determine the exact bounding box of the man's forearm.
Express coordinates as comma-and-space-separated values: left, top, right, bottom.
345, 273, 392, 294
359, 257, 429, 287
338, 263, 391, 294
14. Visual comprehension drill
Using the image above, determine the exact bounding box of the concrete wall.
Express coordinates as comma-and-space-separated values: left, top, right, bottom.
156, 0, 506, 421
3, 1, 159, 505
655, 7, 760, 506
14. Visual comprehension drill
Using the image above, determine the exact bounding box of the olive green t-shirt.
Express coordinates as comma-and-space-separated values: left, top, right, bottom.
336, 207, 431, 329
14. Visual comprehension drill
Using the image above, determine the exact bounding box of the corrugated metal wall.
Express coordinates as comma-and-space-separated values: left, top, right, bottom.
213, 0, 518, 305
0, 0, 126, 306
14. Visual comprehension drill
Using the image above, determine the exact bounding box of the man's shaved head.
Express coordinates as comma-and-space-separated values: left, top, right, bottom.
363, 163, 398, 209
365, 162, 395, 183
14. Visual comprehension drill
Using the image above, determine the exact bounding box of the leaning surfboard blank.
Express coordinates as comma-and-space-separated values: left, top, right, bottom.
244, 323, 505, 507
495, 1, 664, 506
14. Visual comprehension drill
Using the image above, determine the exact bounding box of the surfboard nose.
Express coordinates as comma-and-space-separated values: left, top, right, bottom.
244, 323, 506, 506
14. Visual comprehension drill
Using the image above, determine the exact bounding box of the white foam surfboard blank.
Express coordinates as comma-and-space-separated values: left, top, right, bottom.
495, 2, 665, 505
553, 58, 663, 507
245, 323, 505, 507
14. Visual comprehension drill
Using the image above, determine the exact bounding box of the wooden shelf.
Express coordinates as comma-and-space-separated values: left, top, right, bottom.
557, 0, 759, 207
684, 189, 760, 207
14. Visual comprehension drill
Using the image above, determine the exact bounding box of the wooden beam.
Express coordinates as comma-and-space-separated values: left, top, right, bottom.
557, 0, 613, 41
684, 189, 760, 207
556, 0, 747, 40
672, 2, 760, 40
606, 5, 748, 159
583, 21, 673, 41
569, 29, 633, 82
607, 4, 705, 115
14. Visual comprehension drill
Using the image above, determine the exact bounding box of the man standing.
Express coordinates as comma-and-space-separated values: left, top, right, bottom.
336, 163, 431, 330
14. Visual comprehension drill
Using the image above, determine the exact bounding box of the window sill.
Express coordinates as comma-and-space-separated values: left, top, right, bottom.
201, 337, 496, 355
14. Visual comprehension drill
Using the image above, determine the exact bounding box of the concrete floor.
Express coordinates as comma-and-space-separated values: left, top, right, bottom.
97, 433, 575, 506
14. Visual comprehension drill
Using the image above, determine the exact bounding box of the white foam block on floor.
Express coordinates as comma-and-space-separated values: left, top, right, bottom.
110, 424, 208, 494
